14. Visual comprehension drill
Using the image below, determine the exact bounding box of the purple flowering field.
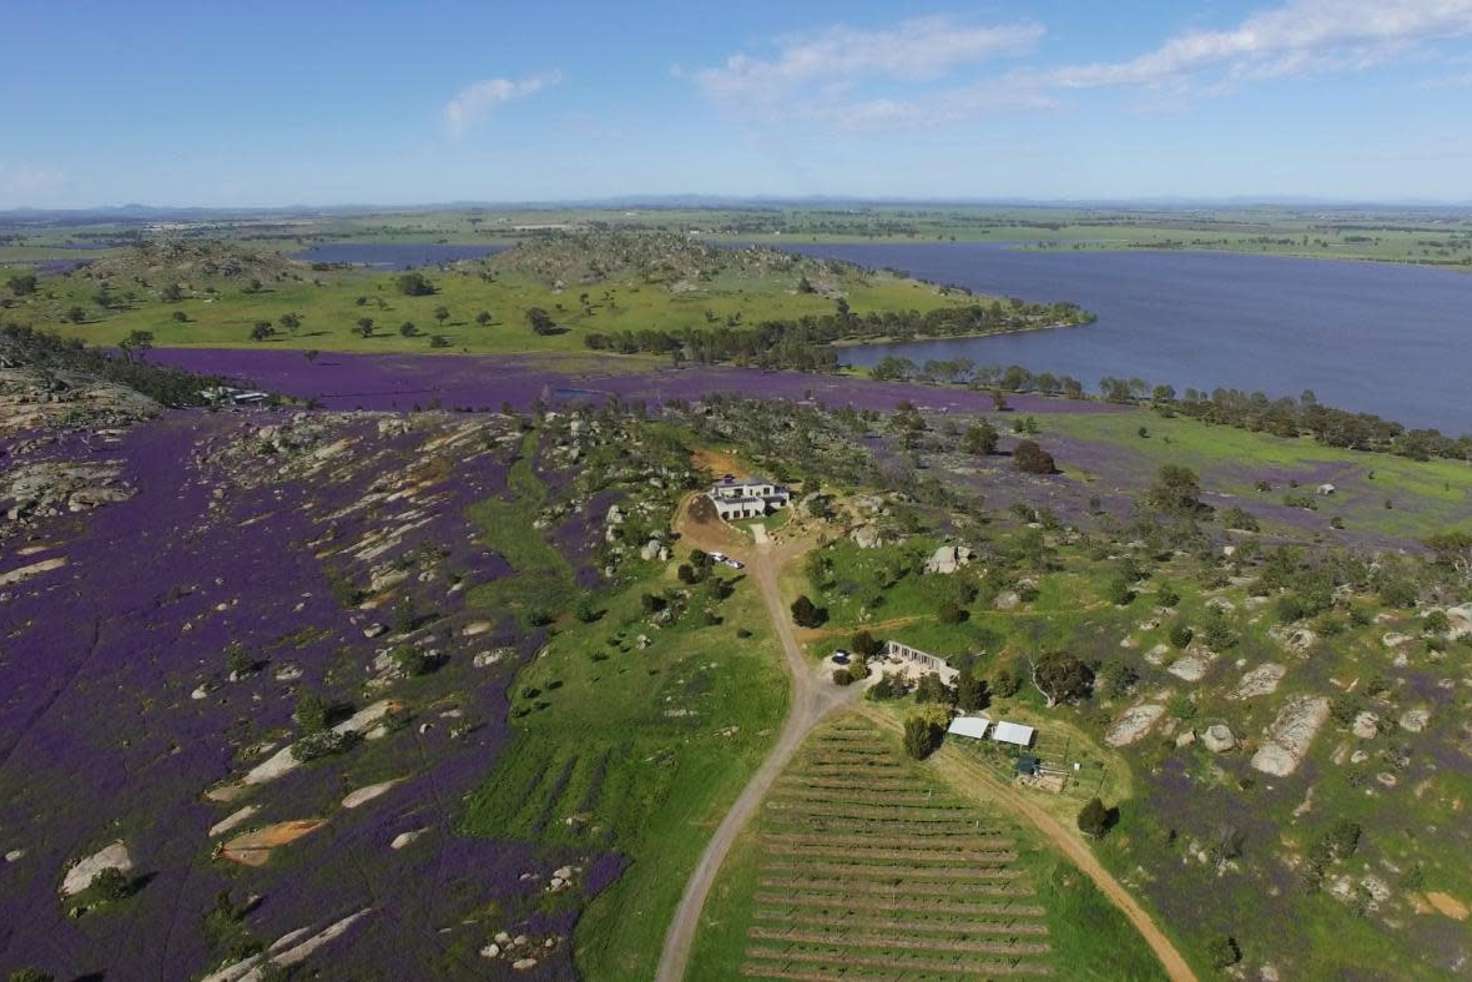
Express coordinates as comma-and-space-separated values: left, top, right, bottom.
148, 348, 1122, 416
0, 408, 619, 979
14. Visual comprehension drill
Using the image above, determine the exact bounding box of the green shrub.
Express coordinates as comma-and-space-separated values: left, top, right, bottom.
852, 630, 883, 658
991, 667, 1022, 699
1168, 621, 1194, 649
294, 691, 330, 733
390, 645, 431, 677
1104, 575, 1134, 606
1221, 506, 1260, 531
90, 867, 133, 902
1202, 609, 1236, 649
902, 715, 942, 760
290, 729, 356, 762
1208, 935, 1241, 969
956, 673, 990, 712
790, 594, 827, 628
1423, 610, 1451, 635
1276, 595, 1306, 623
1077, 797, 1111, 837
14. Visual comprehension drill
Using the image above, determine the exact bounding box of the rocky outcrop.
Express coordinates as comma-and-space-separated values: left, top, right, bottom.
1235, 663, 1286, 699
61, 840, 133, 897
1251, 696, 1330, 776
202, 908, 374, 982
924, 545, 975, 575
1106, 704, 1166, 747
1202, 723, 1236, 752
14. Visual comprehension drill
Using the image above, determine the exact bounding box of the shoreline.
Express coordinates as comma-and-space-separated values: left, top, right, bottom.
829, 317, 1090, 351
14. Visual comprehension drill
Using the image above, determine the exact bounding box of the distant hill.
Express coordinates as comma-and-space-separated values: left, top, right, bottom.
62, 239, 306, 294
486, 229, 849, 292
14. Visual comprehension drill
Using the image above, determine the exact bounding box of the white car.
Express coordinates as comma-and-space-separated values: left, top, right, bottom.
722, 557, 745, 570
709, 551, 728, 563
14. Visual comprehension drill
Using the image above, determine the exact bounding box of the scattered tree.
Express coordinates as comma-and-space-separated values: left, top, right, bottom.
791, 594, 828, 628
395, 272, 435, 296
293, 690, 330, 733
1146, 464, 1205, 515
354, 317, 375, 338
526, 306, 557, 335
118, 330, 154, 361
963, 421, 999, 456
1030, 652, 1093, 706
6, 272, 38, 296
956, 672, 990, 712
1208, 936, 1241, 969
852, 630, 883, 658
903, 714, 942, 760
1012, 440, 1056, 475
1077, 796, 1111, 837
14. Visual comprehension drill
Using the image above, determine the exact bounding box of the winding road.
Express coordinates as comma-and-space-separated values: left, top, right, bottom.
654, 524, 858, 982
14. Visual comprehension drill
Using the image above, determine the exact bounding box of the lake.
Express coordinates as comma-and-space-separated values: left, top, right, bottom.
788, 243, 1472, 433
290, 242, 508, 268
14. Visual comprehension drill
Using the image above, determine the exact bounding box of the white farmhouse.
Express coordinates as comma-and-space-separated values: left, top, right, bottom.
707, 476, 791, 521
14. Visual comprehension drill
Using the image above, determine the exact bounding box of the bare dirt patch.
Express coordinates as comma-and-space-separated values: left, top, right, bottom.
1424, 892, 1470, 920
220, 819, 326, 866
690, 447, 750, 480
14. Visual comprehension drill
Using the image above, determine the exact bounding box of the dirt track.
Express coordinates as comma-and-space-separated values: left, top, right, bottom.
858, 705, 1199, 982
655, 510, 857, 982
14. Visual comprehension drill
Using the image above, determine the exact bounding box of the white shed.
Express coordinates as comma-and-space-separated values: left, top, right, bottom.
991, 721, 1036, 747
947, 716, 991, 740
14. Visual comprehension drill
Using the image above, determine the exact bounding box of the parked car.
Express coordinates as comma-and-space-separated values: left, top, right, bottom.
831, 650, 851, 665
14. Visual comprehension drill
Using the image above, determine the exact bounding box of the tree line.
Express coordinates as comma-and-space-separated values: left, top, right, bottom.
864, 358, 1472, 462
582, 299, 1091, 372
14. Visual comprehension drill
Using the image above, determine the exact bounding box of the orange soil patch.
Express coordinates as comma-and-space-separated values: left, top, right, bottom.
1425, 892, 1470, 920
220, 819, 326, 867
691, 447, 749, 480
674, 493, 745, 556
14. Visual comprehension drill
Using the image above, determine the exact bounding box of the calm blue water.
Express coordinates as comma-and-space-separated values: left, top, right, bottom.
789, 243, 1472, 433
291, 243, 508, 268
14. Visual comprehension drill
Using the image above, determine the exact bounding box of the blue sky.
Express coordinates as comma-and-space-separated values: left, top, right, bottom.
4, 0, 1472, 208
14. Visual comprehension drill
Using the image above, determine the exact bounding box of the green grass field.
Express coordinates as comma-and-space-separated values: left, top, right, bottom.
1040, 408, 1472, 537
460, 541, 788, 980
13, 252, 965, 357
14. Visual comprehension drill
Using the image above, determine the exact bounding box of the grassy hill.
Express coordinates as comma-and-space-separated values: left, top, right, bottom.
8, 231, 980, 359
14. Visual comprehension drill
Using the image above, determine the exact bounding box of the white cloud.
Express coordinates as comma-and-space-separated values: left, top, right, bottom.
443, 72, 562, 136
1047, 0, 1472, 89
693, 16, 1044, 124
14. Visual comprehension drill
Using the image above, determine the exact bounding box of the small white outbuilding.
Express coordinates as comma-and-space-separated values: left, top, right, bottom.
991, 721, 1036, 747
947, 716, 991, 740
